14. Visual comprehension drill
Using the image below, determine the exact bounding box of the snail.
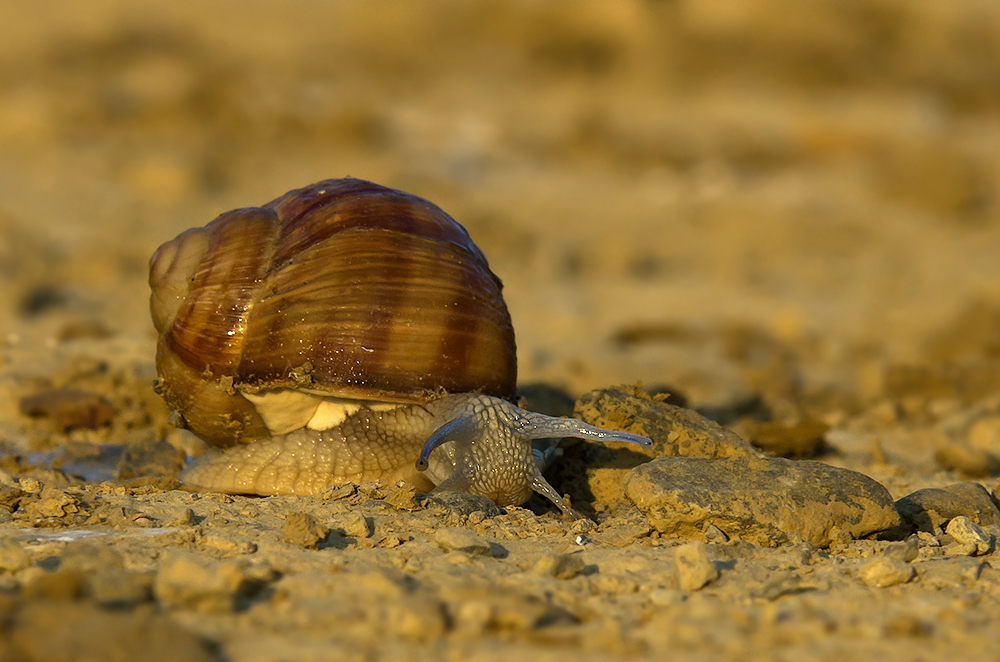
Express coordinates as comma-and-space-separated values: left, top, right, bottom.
149, 177, 650, 517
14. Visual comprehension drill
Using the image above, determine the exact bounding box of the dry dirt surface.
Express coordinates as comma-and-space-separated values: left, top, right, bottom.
3, 1, 1000, 660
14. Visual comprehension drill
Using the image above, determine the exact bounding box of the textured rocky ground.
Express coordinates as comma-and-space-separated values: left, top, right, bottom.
3, 1, 1000, 660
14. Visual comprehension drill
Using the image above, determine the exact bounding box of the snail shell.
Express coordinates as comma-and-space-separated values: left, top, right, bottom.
150, 178, 649, 515
150, 178, 515, 447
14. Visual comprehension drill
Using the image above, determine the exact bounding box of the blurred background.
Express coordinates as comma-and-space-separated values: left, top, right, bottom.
2, 0, 1000, 460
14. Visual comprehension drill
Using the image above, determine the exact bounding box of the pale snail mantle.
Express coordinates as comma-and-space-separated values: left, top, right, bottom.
149, 177, 650, 517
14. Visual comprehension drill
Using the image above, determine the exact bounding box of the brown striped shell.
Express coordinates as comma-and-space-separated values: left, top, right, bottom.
149, 178, 517, 447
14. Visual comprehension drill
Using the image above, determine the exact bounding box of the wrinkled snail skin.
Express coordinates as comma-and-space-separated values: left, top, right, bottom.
152, 177, 652, 517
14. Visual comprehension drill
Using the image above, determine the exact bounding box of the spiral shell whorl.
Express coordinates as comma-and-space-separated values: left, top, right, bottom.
149, 178, 517, 447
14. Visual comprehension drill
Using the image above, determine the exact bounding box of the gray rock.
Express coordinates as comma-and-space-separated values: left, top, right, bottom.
624, 455, 900, 548
895, 482, 1000, 532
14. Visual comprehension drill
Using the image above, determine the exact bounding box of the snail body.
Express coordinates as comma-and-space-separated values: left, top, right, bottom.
150, 178, 649, 516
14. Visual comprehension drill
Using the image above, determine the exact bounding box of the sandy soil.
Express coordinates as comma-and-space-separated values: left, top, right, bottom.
3, 1, 1000, 660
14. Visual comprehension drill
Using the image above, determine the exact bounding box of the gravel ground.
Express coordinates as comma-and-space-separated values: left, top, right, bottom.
3, 2, 1000, 660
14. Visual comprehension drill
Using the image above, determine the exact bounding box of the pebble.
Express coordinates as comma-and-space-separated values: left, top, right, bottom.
675, 541, 719, 591
199, 534, 258, 556
969, 415, 1000, 452
89, 568, 154, 607
433, 527, 493, 557
282, 512, 330, 549
381, 594, 448, 641
881, 536, 919, 563
861, 556, 914, 588
916, 531, 940, 547
760, 572, 803, 601
336, 511, 372, 539
0, 469, 17, 488
60, 541, 124, 572
648, 588, 687, 606
703, 523, 730, 544
17, 477, 43, 494
0, 484, 23, 514
533, 553, 586, 579
945, 516, 993, 555
166, 507, 198, 527
942, 542, 979, 557
22, 568, 89, 600
154, 551, 255, 612
934, 444, 998, 477
322, 483, 356, 501
0, 539, 31, 573
422, 492, 503, 519
917, 556, 983, 587
22, 486, 81, 519
383, 482, 418, 512
8, 601, 213, 662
